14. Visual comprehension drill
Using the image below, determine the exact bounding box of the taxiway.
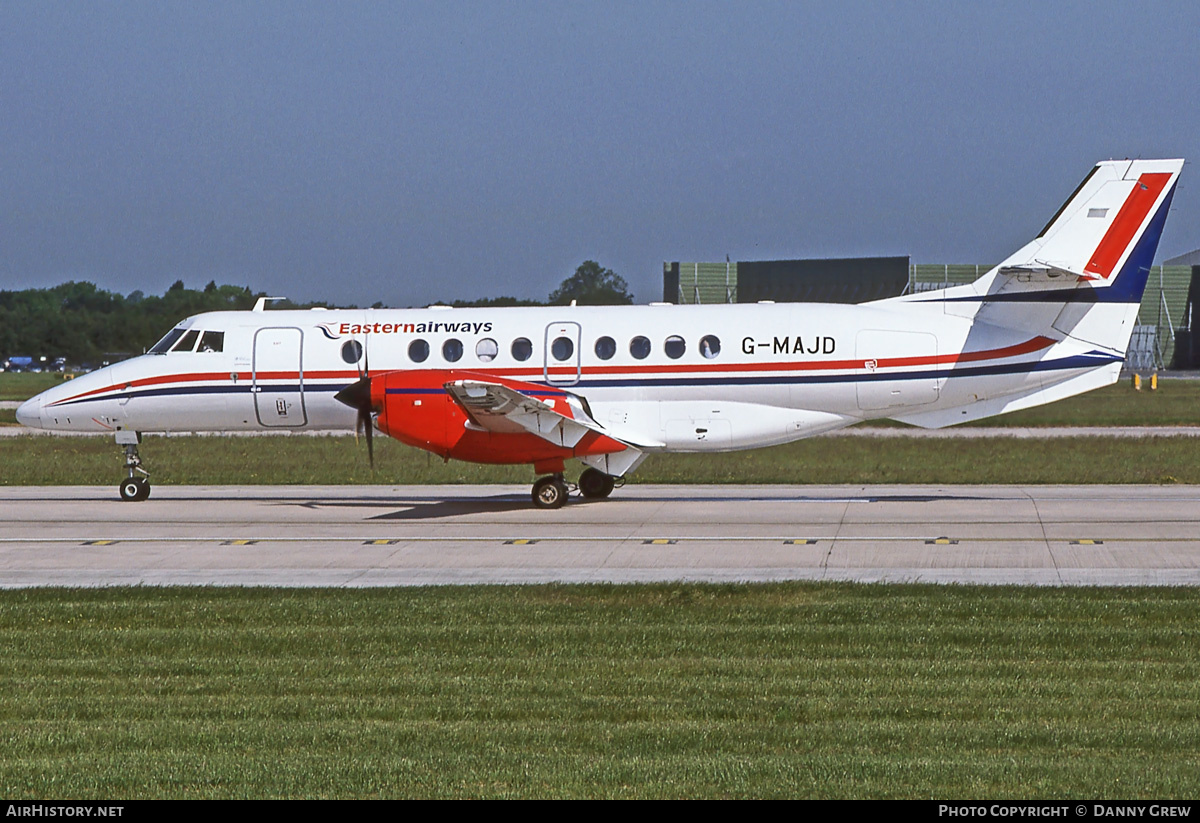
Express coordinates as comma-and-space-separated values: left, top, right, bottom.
2, 484, 1199, 587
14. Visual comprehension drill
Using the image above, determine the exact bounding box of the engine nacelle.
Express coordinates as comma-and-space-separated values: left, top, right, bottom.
371, 369, 628, 472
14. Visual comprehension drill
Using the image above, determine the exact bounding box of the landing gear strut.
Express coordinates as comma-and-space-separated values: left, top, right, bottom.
116, 431, 150, 502
531, 474, 569, 509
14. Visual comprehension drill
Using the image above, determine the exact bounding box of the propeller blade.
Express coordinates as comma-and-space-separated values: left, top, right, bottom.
363, 409, 374, 466
336, 376, 376, 469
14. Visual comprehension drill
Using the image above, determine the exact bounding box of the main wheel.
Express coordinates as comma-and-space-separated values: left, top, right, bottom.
578, 468, 615, 499
119, 477, 150, 502
532, 475, 569, 509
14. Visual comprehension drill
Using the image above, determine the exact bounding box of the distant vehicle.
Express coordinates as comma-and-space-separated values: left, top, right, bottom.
4, 356, 33, 373
17, 158, 1185, 505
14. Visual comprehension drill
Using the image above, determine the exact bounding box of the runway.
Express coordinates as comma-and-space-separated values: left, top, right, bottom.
3, 484, 1200, 587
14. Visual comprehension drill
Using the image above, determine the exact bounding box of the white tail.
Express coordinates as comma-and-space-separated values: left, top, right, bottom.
897, 159, 1182, 355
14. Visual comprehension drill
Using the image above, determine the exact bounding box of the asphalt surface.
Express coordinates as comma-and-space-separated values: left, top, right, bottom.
3, 484, 1199, 587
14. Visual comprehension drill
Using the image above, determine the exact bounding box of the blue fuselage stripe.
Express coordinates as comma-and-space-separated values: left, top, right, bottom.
49, 353, 1120, 407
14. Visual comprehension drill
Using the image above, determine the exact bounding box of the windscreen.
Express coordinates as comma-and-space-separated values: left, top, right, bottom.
148, 327, 186, 354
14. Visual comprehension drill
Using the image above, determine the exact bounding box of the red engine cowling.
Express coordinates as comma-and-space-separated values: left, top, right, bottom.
370, 369, 628, 474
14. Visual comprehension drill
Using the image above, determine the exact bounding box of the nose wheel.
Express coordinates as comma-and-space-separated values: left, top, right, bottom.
116, 431, 151, 501
120, 476, 150, 501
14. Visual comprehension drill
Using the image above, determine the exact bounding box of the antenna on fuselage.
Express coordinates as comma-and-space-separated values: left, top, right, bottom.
252, 297, 286, 312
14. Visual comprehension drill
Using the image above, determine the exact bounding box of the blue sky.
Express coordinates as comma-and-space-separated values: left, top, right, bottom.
3, 1, 1198, 306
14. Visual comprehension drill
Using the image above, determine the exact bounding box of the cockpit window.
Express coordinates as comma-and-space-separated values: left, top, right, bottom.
173, 330, 200, 352
149, 327, 186, 354
199, 331, 225, 353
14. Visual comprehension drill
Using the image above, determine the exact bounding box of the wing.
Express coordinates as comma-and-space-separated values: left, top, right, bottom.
443, 380, 653, 476
445, 380, 592, 446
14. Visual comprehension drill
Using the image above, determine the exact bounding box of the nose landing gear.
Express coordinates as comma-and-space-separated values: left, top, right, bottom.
116, 431, 150, 501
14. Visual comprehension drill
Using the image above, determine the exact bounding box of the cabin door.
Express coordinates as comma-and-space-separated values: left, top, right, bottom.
253, 327, 308, 427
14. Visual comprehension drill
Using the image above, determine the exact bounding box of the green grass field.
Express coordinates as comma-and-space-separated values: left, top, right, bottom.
3, 374, 1198, 486
3, 432, 1200, 485
0, 372, 67, 401
959, 376, 1200, 427
2, 584, 1198, 799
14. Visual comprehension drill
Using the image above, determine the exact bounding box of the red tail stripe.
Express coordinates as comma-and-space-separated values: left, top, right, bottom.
1083, 172, 1171, 279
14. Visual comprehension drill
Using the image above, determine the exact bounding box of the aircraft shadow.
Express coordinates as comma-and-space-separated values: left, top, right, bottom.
290, 491, 988, 520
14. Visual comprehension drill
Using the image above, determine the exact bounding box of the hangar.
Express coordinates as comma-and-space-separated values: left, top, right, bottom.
664, 257, 1200, 370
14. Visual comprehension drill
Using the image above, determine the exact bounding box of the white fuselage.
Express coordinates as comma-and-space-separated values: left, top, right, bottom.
17, 299, 1117, 452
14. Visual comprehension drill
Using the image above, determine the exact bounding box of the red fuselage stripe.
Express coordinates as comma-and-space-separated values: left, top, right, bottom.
48, 336, 1056, 405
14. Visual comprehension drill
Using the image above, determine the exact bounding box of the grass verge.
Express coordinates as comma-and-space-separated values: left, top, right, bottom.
0, 372, 66, 401
2, 584, 1198, 799
2, 434, 1199, 485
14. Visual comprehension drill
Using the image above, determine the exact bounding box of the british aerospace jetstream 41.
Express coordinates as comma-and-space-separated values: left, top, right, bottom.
17, 159, 1184, 507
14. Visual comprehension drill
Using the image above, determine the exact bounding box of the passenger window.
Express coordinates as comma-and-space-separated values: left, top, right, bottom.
443, 338, 464, 362
511, 338, 533, 361
700, 335, 721, 359
664, 335, 685, 359
551, 336, 574, 361
199, 331, 224, 353
630, 336, 651, 360
341, 340, 363, 364
476, 338, 499, 362
409, 339, 430, 363
594, 336, 616, 360
173, 330, 200, 352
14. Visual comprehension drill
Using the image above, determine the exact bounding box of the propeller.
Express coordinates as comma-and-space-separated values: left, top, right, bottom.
335, 338, 376, 466
335, 377, 376, 466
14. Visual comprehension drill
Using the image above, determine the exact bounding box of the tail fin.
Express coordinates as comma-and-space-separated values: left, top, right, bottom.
932, 159, 1183, 353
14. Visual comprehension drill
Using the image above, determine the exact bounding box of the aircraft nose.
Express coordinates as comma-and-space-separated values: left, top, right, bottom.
15, 398, 43, 429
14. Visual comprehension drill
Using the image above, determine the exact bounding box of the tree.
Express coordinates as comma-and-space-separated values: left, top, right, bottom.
451, 295, 544, 308
548, 261, 634, 306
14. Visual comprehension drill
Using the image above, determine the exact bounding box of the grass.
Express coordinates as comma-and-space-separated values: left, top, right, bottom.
2, 583, 1199, 798
849, 377, 1200, 428
4, 373, 1198, 486
959, 377, 1200, 427
0, 372, 68, 401
3, 433, 1200, 485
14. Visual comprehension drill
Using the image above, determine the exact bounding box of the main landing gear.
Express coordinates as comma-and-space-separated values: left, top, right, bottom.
578, 467, 616, 499
530, 468, 617, 509
116, 431, 151, 502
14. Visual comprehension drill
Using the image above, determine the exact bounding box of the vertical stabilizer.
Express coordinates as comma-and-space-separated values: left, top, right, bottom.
911, 159, 1183, 355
